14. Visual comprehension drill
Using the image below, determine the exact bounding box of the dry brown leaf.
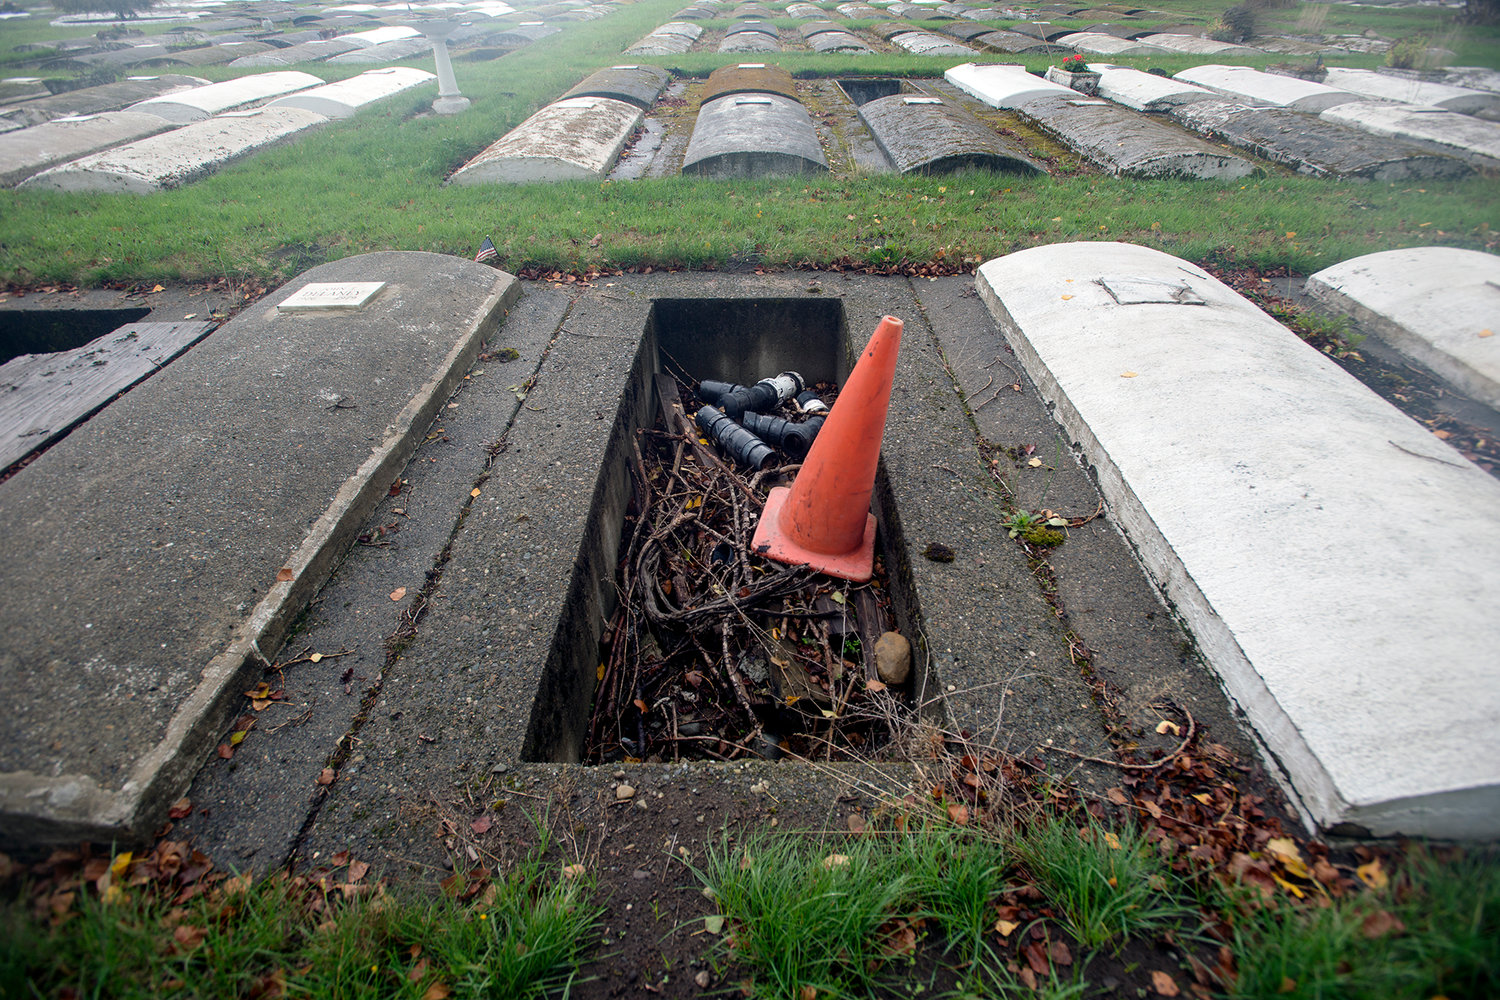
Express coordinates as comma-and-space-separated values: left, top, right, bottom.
1048, 938, 1073, 966
800, 987, 817, 1000
471, 815, 492, 835
1278, 977, 1297, 994
470, 488, 482, 498
1022, 941, 1049, 976
1155, 719, 1181, 736
1360, 909, 1405, 939
168, 798, 193, 819
865, 679, 887, 693
390, 587, 407, 601
276, 568, 295, 582
562, 864, 586, 878
1106, 787, 1128, 806
173, 924, 207, 951
317, 768, 335, 786
421, 984, 450, 1000
821, 854, 850, 869
408, 958, 429, 982
1151, 970, 1180, 997
1357, 858, 1388, 890
217, 744, 234, 760
846, 813, 867, 835
994, 918, 1019, 937
1121, 371, 1139, 378
347, 861, 370, 883
946, 803, 969, 826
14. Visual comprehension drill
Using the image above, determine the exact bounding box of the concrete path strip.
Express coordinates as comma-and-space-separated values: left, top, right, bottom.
975, 242, 1500, 839
1304, 247, 1500, 410
0, 252, 517, 847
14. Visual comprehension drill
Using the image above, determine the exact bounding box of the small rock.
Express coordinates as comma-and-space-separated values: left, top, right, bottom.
616, 784, 636, 800
875, 631, 911, 685
612, 769, 627, 780
695, 970, 711, 988
490, 762, 509, 774
750, 780, 769, 795
635, 798, 649, 811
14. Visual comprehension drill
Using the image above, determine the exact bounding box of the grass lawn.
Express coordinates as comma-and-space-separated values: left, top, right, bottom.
0, 0, 1495, 287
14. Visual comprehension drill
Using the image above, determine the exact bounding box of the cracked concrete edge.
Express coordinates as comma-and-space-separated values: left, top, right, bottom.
971, 272, 1332, 835
0, 267, 521, 848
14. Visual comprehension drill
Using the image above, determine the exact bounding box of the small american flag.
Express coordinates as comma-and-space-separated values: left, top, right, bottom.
474, 236, 497, 263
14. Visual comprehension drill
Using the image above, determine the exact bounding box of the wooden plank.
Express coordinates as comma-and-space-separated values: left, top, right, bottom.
0, 320, 215, 469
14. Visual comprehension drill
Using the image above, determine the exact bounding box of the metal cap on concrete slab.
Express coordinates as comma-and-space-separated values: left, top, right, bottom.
0, 252, 518, 848
449, 96, 643, 184
974, 241, 1500, 839
1305, 247, 1500, 409
682, 91, 829, 177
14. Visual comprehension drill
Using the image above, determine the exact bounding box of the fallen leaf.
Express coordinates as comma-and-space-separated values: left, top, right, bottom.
704, 914, 725, 934
408, 958, 430, 982
946, 803, 969, 826
1061, 294, 1074, 300
317, 768, 335, 786
1360, 909, 1405, 939
1103, 831, 1122, 850
150, 284, 164, 293
800, 987, 817, 1000
229, 730, 247, 746
217, 744, 234, 759
821, 854, 850, 869
471, 815, 492, 835
1278, 977, 1297, 994
173, 924, 207, 951
562, 864, 586, 878
332, 850, 350, 866
1027, 457, 1042, 467
1151, 970, 1180, 997
347, 861, 370, 883
865, 679, 887, 693
588, 233, 601, 248
846, 813, 866, 835
1155, 719, 1181, 736
421, 984, 450, 1000
390, 587, 407, 601
1121, 371, 1139, 378
168, 799, 192, 820
310, 653, 322, 663
1432, 429, 1452, 440
1048, 938, 1073, 965
470, 488, 481, 498
1480, 329, 1494, 338
1106, 787, 1128, 806
276, 568, 294, 582
995, 918, 1019, 937
1357, 858, 1388, 890
1022, 941, 1049, 975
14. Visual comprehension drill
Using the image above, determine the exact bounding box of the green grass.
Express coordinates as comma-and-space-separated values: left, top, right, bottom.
0, 847, 603, 1000
1227, 846, 1500, 1000
0, 0, 1495, 287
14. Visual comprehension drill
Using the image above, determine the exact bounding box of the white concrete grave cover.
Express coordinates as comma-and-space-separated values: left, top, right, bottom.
343, 25, 423, 48
128, 70, 323, 123
1321, 67, 1500, 116
22, 106, 330, 194
0, 112, 180, 188
1321, 101, 1500, 167
268, 67, 436, 119
1175, 64, 1360, 113
1092, 64, 1216, 112
975, 242, 1500, 839
945, 62, 1074, 108
1055, 31, 1166, 56
1305, 247, 1500, 410
448, 96, 643, 184
1135, 33, 1253, 56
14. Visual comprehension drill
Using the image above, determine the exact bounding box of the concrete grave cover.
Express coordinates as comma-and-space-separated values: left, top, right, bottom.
858, 94, 1045, 174
1168, 99, 1471, 181
682, 92, 829, 177
1321, 101, 1500, 168
268, 67, 436, 119
128, 70, 323, 122
449, 96, 643, 184
0, 75, 210, 130
0, 252, 518, 846
1305, 247, 1500, 409
1092, 64, 1216, 112
945, 61, 1074, 107
560, 65, 672, 110
1014, 94, 1255, 179
1054, 31, 1167, 56
0, 111, 181, 188
1321, 66, 1500, 116
1175, 64, 1361, 113
22, 106, 330, 194
975, 242, 1500, 838
700, 63, 799, 104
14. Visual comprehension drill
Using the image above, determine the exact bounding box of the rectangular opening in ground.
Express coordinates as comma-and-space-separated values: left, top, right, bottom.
0, 308, 152, 365
837, 78, 905, 106
522, 298, 922, 765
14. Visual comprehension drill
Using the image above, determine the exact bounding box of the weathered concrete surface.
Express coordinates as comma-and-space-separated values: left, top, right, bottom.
129, 70, 323, 123
228, 39, 362, 68
1321, 101, 1500, 168
0, 111, 180, 187
1320, 67, 1500, 116
0, 252, 518, 847
327, 38, 435, 65
449, 96, 643, 185
0, 75, 207, 130
1168, 99, 1471, 180
890, 32, 976, 56
946, 61, 1074, 107
725, 19, 778, 38
1176, 64, 1361, 113
148, 42, 276, 68
973, 30, 1066, 54
22, 106, 330, 194
1135, 32, 1252, 55
682, 93, 828, 178
700, 62, 798, 104
810, 31, 874, 54
561, 64, 671, 109
269, 67, 435, 119
1055, 31, 1166, 56
1092, 63, 1216, 112
1305, 248, 1500, 410
626, 21, 701, 56
1016, 94, 1256, 179
976, 242, 1500, 839
719, 32, 780, 53
342, 25, 422, 48
859, 94, 1045, 174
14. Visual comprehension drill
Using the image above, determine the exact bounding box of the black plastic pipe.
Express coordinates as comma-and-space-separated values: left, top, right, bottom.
718, 371, 805, 419
740, 412, 824, 460
695, 405, 773, 469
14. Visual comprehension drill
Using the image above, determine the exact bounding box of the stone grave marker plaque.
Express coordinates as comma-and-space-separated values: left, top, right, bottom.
278, 281, 385, 311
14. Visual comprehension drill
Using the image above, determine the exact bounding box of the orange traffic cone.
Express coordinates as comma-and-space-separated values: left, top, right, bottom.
751, 315, 902, 582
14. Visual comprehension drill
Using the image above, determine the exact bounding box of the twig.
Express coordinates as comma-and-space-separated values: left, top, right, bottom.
1038, 706, 1196, 772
